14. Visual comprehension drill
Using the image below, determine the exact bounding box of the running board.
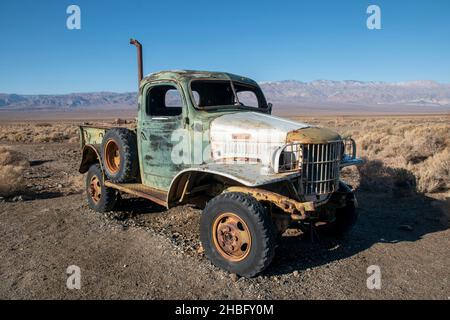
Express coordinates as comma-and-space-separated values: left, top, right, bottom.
104, 181, 168, 207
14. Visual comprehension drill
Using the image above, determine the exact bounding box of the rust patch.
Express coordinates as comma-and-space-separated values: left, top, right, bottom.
212, 212, 252, 262
225, 186, 315, 218
286, 127, 341, 144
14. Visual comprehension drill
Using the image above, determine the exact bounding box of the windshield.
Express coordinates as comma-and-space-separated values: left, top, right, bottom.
190, 80, 267, 110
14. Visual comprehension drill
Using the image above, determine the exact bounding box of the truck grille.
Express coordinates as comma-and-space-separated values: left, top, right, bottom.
276, 141, 343, 195
301, 142, 343, 195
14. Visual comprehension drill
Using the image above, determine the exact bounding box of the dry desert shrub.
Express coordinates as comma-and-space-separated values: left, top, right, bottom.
357, 159, 392, 191
35, 122, 52, 127
353, 119, 449, 193
0, 146, 29, 197
303, 116, 450, 194
416, 150, 450, 193
0, 123, 79, 143
357, 159, 416, 194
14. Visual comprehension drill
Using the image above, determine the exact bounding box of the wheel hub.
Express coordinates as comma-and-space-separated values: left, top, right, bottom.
89, 176, 102, 203
213, 213, 252, 262
105, 140, 120, 174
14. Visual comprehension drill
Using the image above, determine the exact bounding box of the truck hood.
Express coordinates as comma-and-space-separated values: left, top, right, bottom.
210, 111, 310, 143
209, 111, 341, 166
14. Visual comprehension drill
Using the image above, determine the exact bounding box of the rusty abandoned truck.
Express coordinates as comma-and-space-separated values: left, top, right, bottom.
78, 39, 363, 277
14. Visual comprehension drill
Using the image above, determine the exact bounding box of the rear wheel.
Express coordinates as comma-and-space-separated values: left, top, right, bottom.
86, 164, 118, 212
200, 192, 276, 277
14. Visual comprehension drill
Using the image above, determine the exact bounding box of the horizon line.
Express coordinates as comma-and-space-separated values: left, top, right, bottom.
1, 78, 449, 96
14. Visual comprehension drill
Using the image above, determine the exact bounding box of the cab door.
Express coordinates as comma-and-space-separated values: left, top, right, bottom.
138, 82, 189, 191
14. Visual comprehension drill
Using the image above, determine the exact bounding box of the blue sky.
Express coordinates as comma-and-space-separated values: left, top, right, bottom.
1, 0, 449, 94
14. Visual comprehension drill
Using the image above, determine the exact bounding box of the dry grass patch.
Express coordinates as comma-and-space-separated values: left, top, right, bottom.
416, 150, 450, 193
0, 123, 79, 143
349, 120, 450, 193
294, 115, 450, 194
0, 146, 29, 197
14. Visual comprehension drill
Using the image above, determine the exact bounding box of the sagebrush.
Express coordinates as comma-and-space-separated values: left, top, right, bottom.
0, 123, 79, 143
296, 115, 450, 194
0, 146, 29, 197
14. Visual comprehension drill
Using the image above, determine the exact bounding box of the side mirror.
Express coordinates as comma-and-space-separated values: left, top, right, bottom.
267, 102, 273, 114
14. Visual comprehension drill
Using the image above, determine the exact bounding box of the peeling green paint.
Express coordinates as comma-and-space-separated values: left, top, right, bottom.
79, 126, 107, 146
136, 71, 256, 191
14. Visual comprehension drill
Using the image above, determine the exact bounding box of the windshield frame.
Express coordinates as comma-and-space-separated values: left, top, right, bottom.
188, 78, 269, 111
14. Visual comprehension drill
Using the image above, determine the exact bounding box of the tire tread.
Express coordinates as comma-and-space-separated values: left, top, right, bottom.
101, 128, 138, 183
86, 164, 117, 212
201, 192, 276, 277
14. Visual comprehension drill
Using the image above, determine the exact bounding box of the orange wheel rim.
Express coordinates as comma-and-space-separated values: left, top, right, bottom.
212, 212, 252, 262
105, 140, 120, 174
89, 175, 102, 203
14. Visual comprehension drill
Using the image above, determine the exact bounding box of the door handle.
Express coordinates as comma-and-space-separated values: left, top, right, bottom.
141, 132, 147, 140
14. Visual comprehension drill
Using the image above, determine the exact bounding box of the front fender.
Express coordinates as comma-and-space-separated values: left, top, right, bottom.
167, 163, 300, 207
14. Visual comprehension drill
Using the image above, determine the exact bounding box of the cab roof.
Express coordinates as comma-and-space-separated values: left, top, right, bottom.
140, 70, 258, 88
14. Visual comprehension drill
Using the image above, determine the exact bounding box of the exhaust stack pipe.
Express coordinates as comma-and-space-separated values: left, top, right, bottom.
129, 38, 143, 88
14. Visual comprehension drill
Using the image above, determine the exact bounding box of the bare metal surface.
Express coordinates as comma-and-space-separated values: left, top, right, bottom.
210, 112, 310, 166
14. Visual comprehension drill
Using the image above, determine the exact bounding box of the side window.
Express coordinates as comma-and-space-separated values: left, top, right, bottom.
237, 90, 259, 108
146, 85, 183, 116
165, 89, 183, 108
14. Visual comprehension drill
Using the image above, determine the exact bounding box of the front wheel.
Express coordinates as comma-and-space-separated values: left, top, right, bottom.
200, 192, 276, 277
86, 164, 118, 212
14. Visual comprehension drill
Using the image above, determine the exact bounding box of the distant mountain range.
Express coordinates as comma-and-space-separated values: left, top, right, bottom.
0, 92, 137, 110
1, 80, 450, 111
260, 80, 450, 106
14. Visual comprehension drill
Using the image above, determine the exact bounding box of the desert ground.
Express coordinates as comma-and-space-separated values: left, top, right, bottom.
0, 112, 449, 299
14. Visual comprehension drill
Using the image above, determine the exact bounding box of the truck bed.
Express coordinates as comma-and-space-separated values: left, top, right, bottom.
79, 121, 137, 147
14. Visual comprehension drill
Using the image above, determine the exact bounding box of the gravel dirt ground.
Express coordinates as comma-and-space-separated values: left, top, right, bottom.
0, 142, 449, 299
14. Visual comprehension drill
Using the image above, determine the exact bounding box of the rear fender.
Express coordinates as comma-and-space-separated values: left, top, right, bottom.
79, 144, 102, 174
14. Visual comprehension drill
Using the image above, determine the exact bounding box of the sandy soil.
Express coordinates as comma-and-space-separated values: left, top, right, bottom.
0, 141, 449, 299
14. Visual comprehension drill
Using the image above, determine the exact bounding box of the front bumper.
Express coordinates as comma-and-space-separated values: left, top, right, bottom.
341, 156, 364, 168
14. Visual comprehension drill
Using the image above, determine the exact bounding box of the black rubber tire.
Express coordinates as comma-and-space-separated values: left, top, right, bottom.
321, 200, 358, 237
86, 164, 118, 212
101, 128, 138, 183
200, 192, 276, 277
